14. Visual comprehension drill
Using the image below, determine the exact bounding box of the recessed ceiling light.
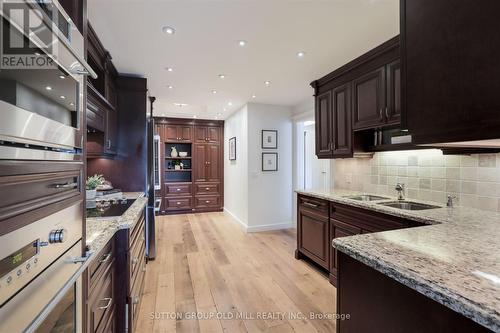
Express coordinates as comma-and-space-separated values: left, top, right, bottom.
264, 80, 271, 86
45, 86, 52, 90
223, 108, 227, 111
212, 90, 217, 94
59, 95, 66, 99
173, 103, 187, 107
59, 75, 65, 79
167, 85, 173, 89
166, 67, 173, 72
238, 40, 247, 47
162, 26, 175, 35
217, 112, 222, 116
218, 74, 226, 79
192, 115, 197, 118
252, 94, 256, 98
297, 51, 306, 58
227, 102, 233, 106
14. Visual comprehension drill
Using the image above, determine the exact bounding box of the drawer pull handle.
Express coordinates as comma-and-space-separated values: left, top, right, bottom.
98, 297, 113, 310
176, 188, 181, 191
205, 200, 210, 203
52, 182, 78, 189
99, 252, 112, 264
303, 202, 319, 208
205, 187, 210, 190
133, 297, 140, 305
177, 202, 181, 205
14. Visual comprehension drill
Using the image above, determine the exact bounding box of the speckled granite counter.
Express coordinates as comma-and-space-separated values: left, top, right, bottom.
86, 192, 147, 254
297, 189, 500, 332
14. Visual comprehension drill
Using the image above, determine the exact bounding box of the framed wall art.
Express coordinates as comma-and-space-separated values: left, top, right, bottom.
229, 137, 236, 160
261, 130, 278, 149
262, 152, 278, 171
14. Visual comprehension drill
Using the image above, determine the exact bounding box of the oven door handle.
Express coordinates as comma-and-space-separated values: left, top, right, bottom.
52, 182, 79, 189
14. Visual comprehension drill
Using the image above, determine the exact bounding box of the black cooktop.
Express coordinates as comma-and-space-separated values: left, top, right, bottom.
86, 198, 136, 218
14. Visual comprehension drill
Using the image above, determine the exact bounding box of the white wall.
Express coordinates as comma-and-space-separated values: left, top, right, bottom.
223, 103, 293, 232
247, 103, 293, 231
223, 105, 249, 227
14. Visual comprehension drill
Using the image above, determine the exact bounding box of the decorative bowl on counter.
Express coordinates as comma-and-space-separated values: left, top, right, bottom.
179, 152, 188, 157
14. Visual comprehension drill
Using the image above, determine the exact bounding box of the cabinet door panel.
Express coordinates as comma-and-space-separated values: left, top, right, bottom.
352, 67, 386, 130
207, 127, 220, 143
195, 126, 208, 143
105, 109, 117, 154
386, 60, 401, 125
298, 208, 329, 269
315, 91, 333, 158
207, 144, 220, 182
332, 84, 353, 157
193, 144, 207, 182
179, 126, 192, 142
403, 0, 500, 143
330, 218, 360, 278
164, 125, 179, 142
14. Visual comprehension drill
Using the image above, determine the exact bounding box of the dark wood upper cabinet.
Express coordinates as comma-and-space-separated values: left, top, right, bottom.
164, 125, 192, 142
386, 59, 401, 125
195, 126, 220, 144
312, 37, 400, 158
401, 0, 500, 144
315, 91, 333, 158
332, 84, 353, 157
352, 67, 386, 130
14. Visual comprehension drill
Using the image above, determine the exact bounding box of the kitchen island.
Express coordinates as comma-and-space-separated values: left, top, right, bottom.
297, 189, 500, 332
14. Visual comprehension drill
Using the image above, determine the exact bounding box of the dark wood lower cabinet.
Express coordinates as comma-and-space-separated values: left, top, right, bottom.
296, 194, 425, 286
337, 252, 491, 333
85, 210, 147, 333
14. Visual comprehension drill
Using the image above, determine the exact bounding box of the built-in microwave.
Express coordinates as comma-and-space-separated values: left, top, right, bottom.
0, 0, 96, 159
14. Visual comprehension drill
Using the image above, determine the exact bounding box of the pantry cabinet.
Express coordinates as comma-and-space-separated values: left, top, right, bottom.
154, 118, 224, 214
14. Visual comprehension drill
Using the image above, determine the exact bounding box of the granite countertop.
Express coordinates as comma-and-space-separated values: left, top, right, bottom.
297, 189, 500, 332
86, 192, 147, 254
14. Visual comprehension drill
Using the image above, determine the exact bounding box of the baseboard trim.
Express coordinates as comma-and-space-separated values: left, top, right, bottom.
223, 207, 248, 231
246, 221, 294, 233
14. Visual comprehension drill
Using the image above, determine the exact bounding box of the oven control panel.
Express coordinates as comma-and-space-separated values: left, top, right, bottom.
0, 255, 40, 290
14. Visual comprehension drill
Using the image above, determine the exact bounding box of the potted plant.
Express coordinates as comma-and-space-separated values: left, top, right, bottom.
86, 174, 104, 200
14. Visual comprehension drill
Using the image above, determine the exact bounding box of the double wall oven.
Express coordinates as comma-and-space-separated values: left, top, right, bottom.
0, 0, 95, 332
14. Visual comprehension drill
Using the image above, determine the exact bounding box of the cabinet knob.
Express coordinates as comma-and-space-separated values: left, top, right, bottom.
205, 200, 210, 203
176, 188, 181, 191
205, 187, 210, 191
177, 202, 181, 205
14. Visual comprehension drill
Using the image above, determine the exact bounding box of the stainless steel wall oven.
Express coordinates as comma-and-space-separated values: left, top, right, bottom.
0, 0, 96, 331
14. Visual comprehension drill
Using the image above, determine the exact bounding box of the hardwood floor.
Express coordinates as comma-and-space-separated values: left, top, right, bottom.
136, 212, 336, 333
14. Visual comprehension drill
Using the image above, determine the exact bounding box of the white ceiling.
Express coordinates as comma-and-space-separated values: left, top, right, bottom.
88, 0, 399, 119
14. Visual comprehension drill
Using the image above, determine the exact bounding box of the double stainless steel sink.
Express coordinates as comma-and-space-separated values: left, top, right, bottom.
342, 195, 441, 210
343, 194, 390, 202
378, 201, 440, 211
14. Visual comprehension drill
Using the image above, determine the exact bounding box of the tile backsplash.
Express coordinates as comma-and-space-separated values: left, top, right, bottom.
333, 150, 500, 212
